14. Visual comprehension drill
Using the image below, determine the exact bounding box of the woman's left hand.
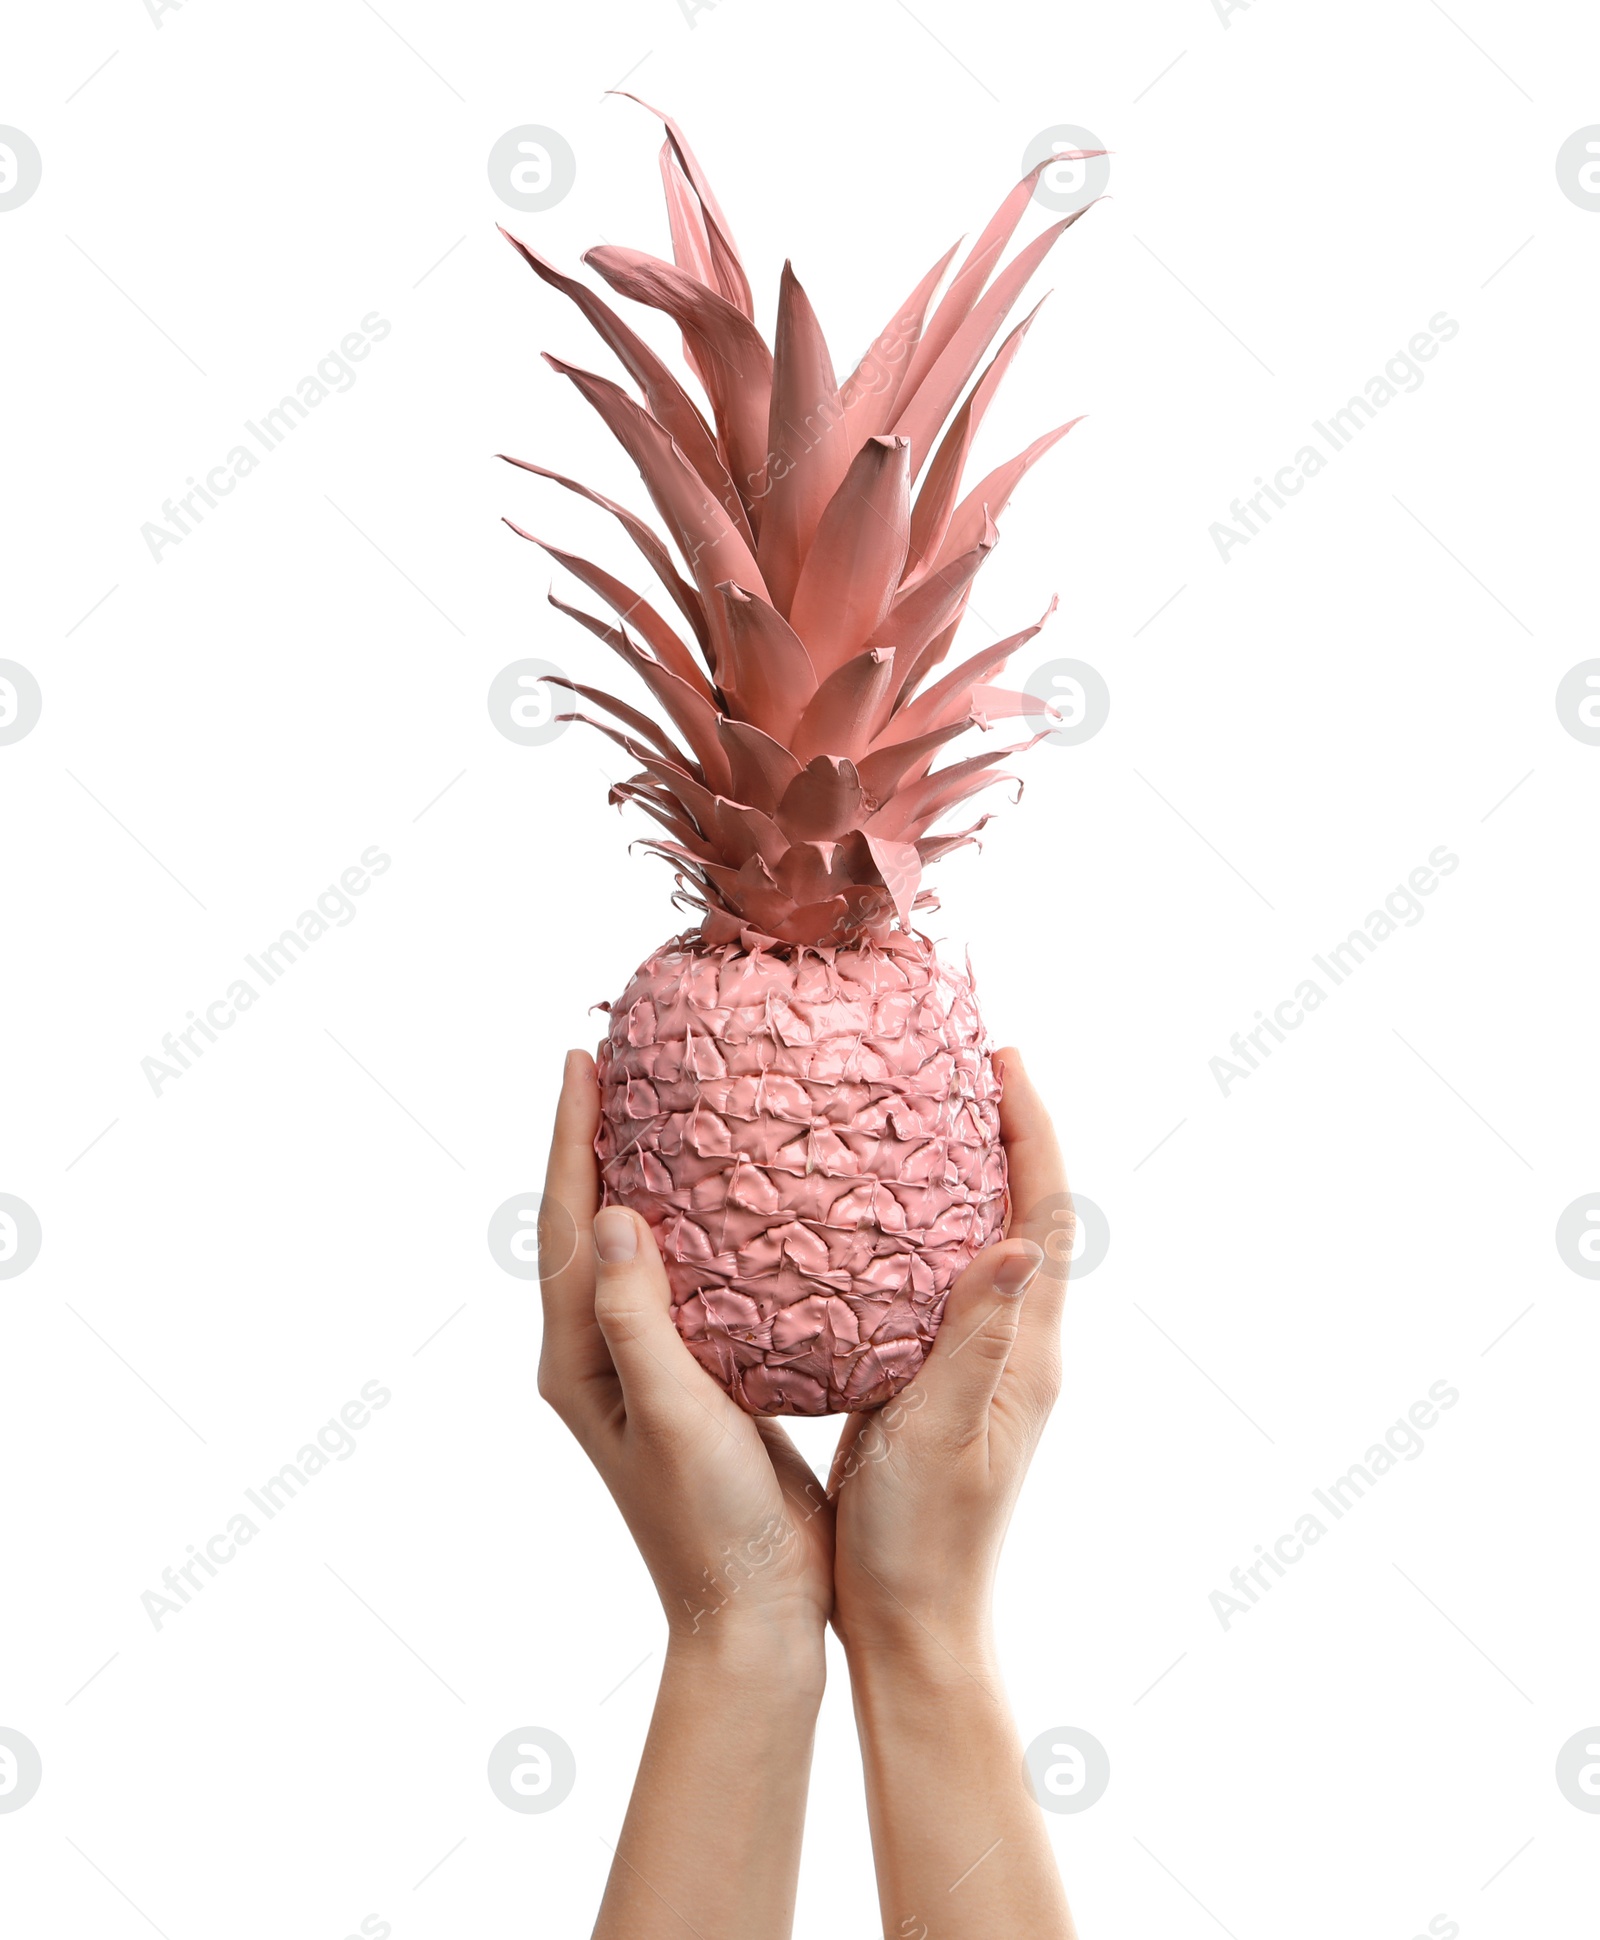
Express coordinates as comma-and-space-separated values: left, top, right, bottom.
537, 1049, 835, 1665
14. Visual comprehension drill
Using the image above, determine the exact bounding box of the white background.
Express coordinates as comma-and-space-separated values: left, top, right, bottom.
2, 0, 1597, 1934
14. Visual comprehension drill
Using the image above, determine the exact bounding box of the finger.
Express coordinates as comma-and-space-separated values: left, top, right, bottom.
536, 1050, 613, 1415
544, 1048, 601, 1230
590, 1206, 738, 1435
908, 1239, 1044, 1443
995, 1046, 1073, 1329
995, 1047, 1068, 1240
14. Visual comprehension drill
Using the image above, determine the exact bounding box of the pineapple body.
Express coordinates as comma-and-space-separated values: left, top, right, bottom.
596, 930, 1007, 1415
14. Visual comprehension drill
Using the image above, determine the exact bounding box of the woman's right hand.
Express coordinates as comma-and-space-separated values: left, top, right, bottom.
828, 1046, 1072, 1663
827, 1048, 1079, 1939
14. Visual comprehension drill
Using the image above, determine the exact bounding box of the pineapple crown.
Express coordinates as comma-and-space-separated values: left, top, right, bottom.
501, 96, 1097, 949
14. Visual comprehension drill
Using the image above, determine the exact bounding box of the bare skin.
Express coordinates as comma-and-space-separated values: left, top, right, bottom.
538, 1045, 1076, 1939
829, 1048, 1077, 1938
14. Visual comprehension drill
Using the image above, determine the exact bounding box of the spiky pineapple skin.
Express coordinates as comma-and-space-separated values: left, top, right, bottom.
595, 929, 1008, 1415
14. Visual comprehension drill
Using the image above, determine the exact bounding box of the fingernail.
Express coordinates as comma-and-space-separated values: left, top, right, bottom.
563, 1048, 582, 1084
593, 1207, 637, 1264
994, 1242, 1043, 1298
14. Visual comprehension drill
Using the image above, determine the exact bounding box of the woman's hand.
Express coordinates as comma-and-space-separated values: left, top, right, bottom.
541, 1049, 836, 1940
538, 1048, 835, 1665
537, 1043, 1075, 1938
829, 1045, 1069, 1663
828, 1048, 1078, 1939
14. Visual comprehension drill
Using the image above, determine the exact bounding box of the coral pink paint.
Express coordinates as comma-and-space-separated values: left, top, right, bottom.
596, 932, 1007, 1414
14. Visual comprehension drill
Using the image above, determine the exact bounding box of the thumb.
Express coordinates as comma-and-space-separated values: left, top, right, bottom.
911, 1240, 1044, 1438
589, 1207, 720, 1429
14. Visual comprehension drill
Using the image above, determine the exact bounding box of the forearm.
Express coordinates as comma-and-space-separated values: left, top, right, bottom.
594, 1628, 825, 1940
846, 1631, 1076, 1940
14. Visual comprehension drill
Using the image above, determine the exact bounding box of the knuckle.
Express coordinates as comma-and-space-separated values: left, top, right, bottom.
591, 1283, 647, 1338
963, 1322, 1016, 1368
943, 1293, 1017, 1359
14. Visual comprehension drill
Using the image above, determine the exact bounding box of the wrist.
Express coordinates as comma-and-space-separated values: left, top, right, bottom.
834, 1579, 996, 1678
844, 1624, 1015, 1758
664, 1610, 828, 1703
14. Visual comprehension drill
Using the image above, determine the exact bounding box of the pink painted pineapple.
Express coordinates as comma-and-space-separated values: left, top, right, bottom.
502, 101, 1094, 1413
